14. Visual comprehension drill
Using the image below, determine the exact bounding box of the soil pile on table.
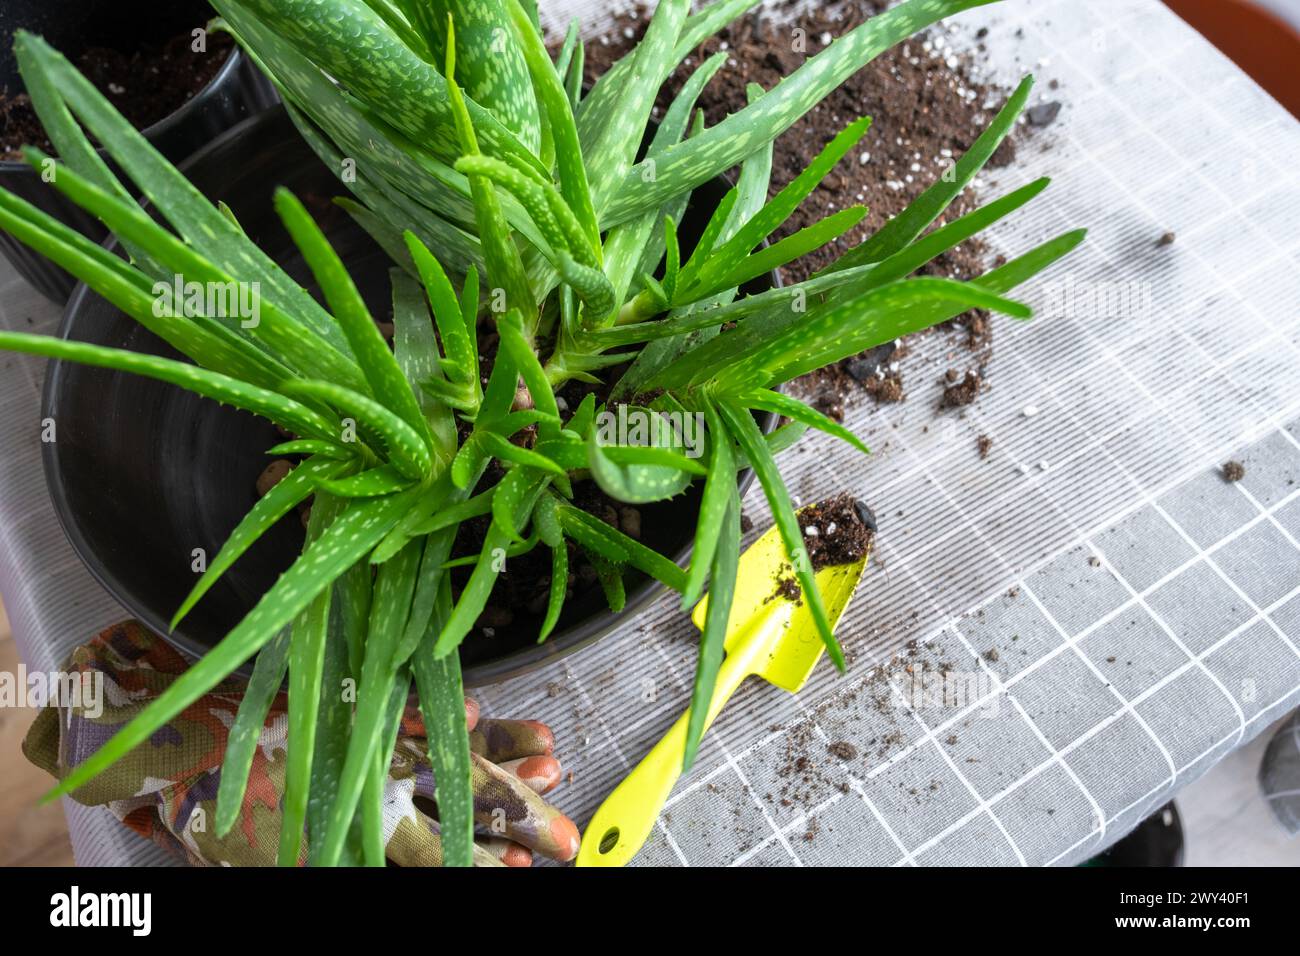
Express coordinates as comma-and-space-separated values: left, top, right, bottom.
800, 493, 876, 570
0, 31, 235, 159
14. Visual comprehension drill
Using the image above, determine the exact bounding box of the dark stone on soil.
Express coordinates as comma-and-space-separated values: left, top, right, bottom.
1025, 101, 1062, 127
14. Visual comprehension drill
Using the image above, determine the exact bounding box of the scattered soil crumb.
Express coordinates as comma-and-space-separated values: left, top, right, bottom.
828, 741, 858, 761
940, 369, 983, 408
1157, 230, 1177, 247
1222, 460, 1245, 482
976, 434, 994, 459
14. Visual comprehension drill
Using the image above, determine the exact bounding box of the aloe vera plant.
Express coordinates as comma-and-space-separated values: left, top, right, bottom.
0, 0, 1083, 865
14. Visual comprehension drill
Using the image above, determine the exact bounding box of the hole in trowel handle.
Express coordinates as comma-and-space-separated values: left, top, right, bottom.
598, 827, 620, 854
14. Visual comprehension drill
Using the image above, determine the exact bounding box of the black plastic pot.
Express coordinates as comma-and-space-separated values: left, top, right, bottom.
43, 106, 775, 687
0, 0, 278, 302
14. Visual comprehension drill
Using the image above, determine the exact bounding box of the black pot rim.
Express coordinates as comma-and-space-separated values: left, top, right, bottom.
0, 42, 246, 171
42, 105, 777, 688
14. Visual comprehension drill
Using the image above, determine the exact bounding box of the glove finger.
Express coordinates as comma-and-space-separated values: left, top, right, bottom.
499, 755, 563, 794
469, 718, 553, 761
472, 752, 580, 861
480, 837, 533, 867
465, 697, 480, 733
388, 806, 505, 868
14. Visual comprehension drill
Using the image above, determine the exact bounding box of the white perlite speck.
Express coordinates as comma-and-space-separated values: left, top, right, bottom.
1023, 405, 1040, 418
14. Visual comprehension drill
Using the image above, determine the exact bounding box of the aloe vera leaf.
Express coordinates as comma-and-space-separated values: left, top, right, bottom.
587, 440, 694, 505
173, 456, 349, 629
0, 331, 336, 440
716, 399, 845, 670
307, 587, 358, 863
740, 388, 870, 455
25, 150, 367, 391
753, 282, 1032, 386
479, 431, 566, 477
213, 626, 290, 838
275, 190, 432, 442
13, 30, 129, 207
318, 465, 414, 498
44, 488, 420, 803
597, 50, 728, 326
337, 557, 374, 682
406, 487, 494, 537
283, 379, 433, 481
287, 103, 482, 273
213, 0, 544, 174
316, 538, 422, 866
683, 400, 736, 606
497, 409, 562, 436
507, 0, 600, 251
16, 32, 352, 354
443, 32, 536, 320
553, 17, 579, 78
592, 556, 627, 612
538, 543, 569, 643
682, 117, 871, 294
613, 117, 772, 399
491, 464, 541, 543
577, 0, 757, 142
699, 205, 868, 298
391, 270, 458, 459
411, 587, 473, 866
636, 177, 1049, 341
434, 478, 548, 655
827, 73, 1033, 273
825, 176, 1052, 304
277, 496, 339, 867
684, 490, 740, 770
556, 505, 688, 592
394, 521, 463, 666
362, 671, 409, 866
0, 188, 292, 390
266, 440, 350, 459
234, 19, 479, 232
558, 252, 617, 321
404, 235, 477, 386
496, 310, 560, 435
653, 279, 1028, 391
585, 0, 691, 211
602, 0, 997, 224
455, 155, 576, 257
441, 534, 539, 569
425, 0, 541, 152
359, 0, 431, 54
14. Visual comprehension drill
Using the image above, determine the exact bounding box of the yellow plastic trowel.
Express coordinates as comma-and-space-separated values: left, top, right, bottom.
576, 507, 872, 867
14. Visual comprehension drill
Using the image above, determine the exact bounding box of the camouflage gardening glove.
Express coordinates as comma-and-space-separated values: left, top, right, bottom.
22, 620, 580, 866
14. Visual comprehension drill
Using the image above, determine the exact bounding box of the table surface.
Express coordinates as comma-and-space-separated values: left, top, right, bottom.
2, 0, 1299, 866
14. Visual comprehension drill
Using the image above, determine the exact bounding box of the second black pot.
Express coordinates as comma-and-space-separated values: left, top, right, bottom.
42, 106, 776, 687
0, 0, 278, 302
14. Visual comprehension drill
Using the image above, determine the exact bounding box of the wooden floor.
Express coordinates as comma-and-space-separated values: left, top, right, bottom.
0, 600, 74, 866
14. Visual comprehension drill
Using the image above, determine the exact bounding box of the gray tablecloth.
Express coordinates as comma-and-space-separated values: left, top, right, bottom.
2, 0, 1299, 866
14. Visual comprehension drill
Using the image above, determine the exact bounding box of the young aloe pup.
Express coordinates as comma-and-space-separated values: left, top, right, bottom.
0, 0, 1083, 865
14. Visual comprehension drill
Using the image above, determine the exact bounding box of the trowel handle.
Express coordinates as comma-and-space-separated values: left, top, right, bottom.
575, 612, 783, 867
